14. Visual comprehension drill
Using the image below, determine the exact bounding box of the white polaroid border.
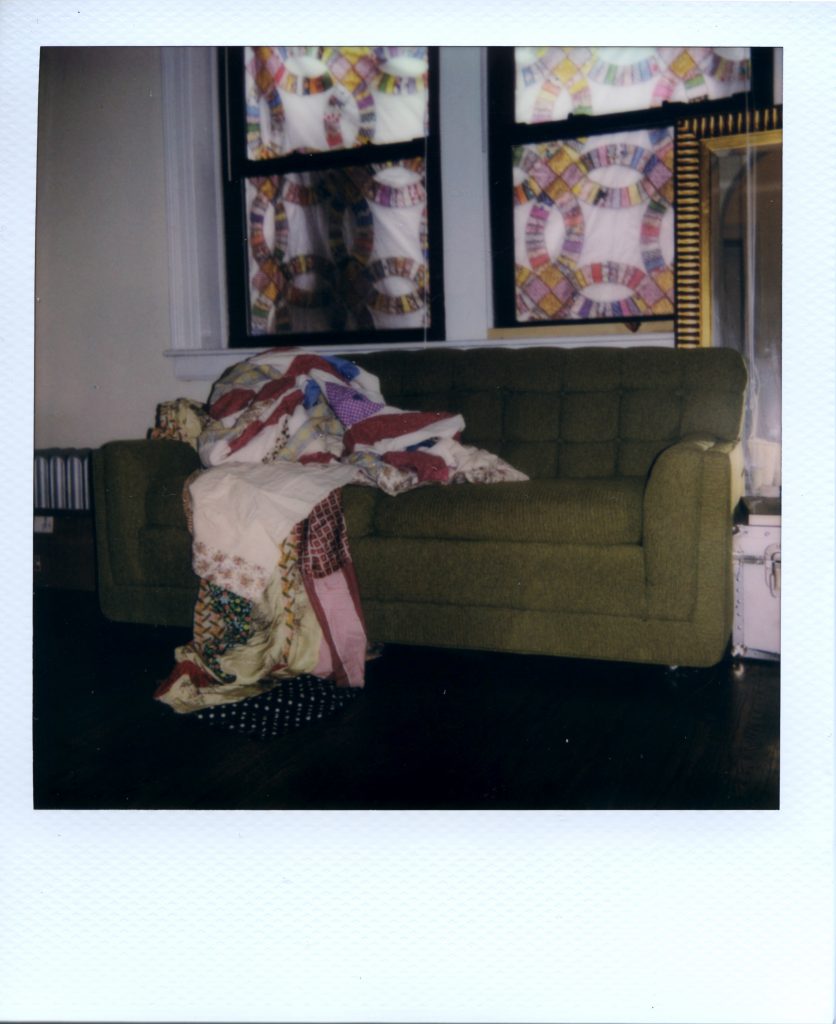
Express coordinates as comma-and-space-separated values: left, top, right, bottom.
4, 3, 835, 1022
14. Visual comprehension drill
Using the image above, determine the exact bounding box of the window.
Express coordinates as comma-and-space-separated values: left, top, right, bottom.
487, 47, 776, 329
220, 46, 445, 348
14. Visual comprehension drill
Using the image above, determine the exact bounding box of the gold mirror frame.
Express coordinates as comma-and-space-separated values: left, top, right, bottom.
674, 106, 782, 347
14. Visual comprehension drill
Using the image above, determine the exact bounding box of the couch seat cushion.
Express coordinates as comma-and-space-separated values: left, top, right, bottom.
369, 478, 644, 546
351, 536, 647, 618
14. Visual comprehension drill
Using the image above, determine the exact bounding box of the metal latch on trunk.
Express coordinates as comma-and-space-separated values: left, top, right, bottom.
764, 544, 781, 597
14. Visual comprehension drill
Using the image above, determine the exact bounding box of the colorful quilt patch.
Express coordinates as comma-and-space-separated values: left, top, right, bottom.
325, 381, 384, 427
513, 127, 675, 322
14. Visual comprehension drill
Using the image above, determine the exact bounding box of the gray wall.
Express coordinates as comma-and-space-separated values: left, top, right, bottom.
34, 47, 205, 448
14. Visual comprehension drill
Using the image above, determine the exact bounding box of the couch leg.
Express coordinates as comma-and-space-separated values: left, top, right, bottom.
663, 663, 696, 679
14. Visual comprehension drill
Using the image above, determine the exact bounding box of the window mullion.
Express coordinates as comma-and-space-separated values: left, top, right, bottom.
506, 95, 756, 147
240, 138, 429, 178
487, 48, 517, 329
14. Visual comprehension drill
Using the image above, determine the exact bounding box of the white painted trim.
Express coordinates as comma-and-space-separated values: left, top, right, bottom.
166, 331, 675, 381
438, 47, 491, 341
161, 47, 227, 352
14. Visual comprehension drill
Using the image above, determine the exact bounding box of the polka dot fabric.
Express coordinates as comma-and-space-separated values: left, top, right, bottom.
194, 675, 360, 740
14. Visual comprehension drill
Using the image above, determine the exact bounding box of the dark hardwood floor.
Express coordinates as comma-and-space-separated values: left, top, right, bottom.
33, 589, 780, 810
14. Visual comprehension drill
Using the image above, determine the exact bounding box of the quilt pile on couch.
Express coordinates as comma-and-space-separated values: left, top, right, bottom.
154, 349, 526, 714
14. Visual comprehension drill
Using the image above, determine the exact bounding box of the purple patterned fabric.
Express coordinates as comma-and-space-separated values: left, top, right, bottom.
325, 382, 384, 427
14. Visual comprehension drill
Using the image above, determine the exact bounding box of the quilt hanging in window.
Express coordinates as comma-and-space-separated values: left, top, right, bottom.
244, 47, 431, 336
513, 128, 675, 322
509, 47, 750, 323
513, 47, 751, 123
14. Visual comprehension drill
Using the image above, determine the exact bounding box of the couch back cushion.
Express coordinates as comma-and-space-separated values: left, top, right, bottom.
359, 346, 746, 479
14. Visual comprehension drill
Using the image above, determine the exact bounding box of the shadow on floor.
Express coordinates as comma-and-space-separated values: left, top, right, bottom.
33, 589, 780, 810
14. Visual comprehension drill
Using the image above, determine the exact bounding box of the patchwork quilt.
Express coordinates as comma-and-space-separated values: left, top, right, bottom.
153, 349, 526, 714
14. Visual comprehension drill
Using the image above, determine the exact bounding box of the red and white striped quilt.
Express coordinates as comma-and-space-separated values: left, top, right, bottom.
155, 348, 526, 713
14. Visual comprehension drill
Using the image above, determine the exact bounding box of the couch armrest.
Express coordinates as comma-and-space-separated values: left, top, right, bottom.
643, 434, 744, 620
93, 439, 200, 586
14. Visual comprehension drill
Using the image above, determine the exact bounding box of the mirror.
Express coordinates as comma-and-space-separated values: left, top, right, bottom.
675, 107, 782, 496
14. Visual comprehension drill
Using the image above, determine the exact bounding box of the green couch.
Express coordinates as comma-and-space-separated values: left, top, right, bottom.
93, 346, 747, 667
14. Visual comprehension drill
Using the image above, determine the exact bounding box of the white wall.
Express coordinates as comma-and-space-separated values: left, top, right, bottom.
34, 47, 207, 449
439, 47, 492, 340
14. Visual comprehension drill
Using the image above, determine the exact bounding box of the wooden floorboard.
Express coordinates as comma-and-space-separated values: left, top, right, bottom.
32, 590, 780, 811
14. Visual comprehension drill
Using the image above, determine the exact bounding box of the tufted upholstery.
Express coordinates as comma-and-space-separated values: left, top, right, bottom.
93, 345, 747, 667
359, 346, 746, 480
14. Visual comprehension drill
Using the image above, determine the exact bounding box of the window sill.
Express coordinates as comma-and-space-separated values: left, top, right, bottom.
166, 326, 676, 381
487, 321, 675, 342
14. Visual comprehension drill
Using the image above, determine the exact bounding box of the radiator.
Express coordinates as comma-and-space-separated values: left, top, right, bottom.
34, 448, 92, 511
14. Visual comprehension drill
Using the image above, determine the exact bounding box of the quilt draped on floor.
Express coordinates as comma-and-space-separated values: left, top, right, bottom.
153, 349, 526, 714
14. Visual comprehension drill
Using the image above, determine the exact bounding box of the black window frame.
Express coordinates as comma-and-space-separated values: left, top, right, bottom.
487, 46, 777, 330
219, 46, 446, 349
